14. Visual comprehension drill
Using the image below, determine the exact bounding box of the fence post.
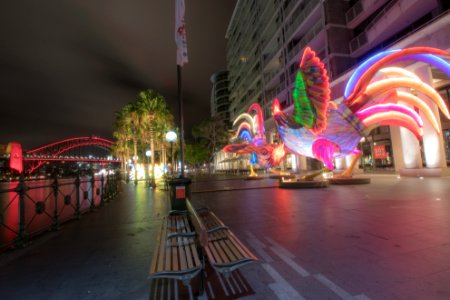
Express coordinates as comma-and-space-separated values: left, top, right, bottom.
90, 174, 95, 210
100, 174, 105, 206
14, 174, 27, 247
113, 174, 120, 197
52, 175, 59, 230
75, 175, 81, 219
105, 174, 111, 202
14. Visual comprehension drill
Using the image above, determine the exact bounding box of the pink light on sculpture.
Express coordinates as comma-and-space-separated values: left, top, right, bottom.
248, 102, 265, 139
362, 111, 423, 139
357, 104, 423, 127
312, 139, 339, 170
352, 77, 450, 118
272, 99, 281, 115
384, 91, 440, 133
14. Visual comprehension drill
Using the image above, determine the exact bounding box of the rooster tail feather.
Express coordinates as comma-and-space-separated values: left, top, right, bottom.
360, 110, 423, 139
386, 91, 441, 133
351, 77, 450, 119
344, 47, 450, 109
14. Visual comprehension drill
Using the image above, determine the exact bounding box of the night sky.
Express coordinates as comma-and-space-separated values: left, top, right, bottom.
0, 1, 236, 149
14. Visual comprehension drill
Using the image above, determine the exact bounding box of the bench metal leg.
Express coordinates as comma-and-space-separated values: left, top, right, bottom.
223, 269, 232, 279
199, 255, 206, 296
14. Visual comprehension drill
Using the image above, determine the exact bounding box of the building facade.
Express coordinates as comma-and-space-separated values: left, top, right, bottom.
210, 70, 233, 173
210, 70, 231, 126
223, 0, 450, 176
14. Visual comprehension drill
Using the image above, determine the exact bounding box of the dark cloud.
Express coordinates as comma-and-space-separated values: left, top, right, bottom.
0, 0, 236, 149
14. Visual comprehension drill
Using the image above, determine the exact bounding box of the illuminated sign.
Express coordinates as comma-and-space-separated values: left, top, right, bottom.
373, 145, 387, 159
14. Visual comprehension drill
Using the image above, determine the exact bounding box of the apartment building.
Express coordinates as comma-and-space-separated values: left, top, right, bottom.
210, 70, 231, 127
224, 0, 450, 176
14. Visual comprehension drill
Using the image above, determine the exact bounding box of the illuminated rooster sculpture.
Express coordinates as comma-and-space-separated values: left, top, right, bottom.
273, 47, 450, 178
223, 103, 287, 176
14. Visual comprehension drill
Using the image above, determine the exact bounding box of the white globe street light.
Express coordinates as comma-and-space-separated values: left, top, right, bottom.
166, 131, 177, 175
165, 131, 177, 143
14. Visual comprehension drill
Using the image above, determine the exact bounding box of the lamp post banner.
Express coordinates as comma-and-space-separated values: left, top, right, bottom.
175, 0, 188, 66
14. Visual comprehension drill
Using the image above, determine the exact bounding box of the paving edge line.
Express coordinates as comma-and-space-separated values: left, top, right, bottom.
192, 185, 278, 193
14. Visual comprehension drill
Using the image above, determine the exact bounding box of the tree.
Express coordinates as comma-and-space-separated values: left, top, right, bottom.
112, 104, 135, 181
136, 90, 173, 187
185, 142, 209, 172
191, 116, 229, 173
112, 90, 175, 186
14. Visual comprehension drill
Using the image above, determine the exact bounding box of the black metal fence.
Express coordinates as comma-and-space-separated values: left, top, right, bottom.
0, 173, 120, 251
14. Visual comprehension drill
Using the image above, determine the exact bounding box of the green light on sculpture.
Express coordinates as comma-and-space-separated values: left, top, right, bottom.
293, 70, 314, 128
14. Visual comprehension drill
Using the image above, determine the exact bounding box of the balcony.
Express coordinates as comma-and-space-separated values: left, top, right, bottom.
284, 0, 320, 40
264, 82, 286, 103
346, 0, 391, 29
287, 20, 325, 62
263, 67, 283, 85
349, 0, 437, 56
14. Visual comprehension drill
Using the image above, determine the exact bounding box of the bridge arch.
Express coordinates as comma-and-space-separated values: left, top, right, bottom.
23, 136, 118, 174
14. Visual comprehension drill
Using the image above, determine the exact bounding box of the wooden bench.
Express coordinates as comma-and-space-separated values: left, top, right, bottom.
148, 210, 203, 287
186, 200, 258, 278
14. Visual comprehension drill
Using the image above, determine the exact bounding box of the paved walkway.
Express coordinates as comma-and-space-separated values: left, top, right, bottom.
1, 175, 450, 299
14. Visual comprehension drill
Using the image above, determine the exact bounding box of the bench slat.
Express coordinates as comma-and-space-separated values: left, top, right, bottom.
228, 231, 258, 261
176, 216, 184, 272
204, 243, 219, 265
157, 218, 169, 273
181, 215, 194, 270
221, 238, 244, 262
149, 211, 203, 286
166, 217, 175, 271
193, 205, 258, 275
211, 239, 229, 264
217, 240, 236, 263
150, 218, 165, 274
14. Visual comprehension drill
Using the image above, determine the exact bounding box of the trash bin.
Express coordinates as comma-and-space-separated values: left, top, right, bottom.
168, 177, 191, 211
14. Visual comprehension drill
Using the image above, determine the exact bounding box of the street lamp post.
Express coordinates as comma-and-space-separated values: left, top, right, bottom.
166, 131, 177, 176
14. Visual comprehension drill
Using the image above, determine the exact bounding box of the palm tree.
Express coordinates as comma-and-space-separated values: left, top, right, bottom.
113, 104, 135, 181
136, 90, 174, 188
127, 109, 143, 185
111, 133, 127, 172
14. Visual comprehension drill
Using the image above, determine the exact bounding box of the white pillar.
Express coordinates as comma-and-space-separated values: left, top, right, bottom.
298, 155, 308, 172
291, 154, 297, 172
390, 126, 405, 172
335, 157, 346, 170
345, 153, 362, 173
414, 64, 447, 169
400, 126, 422, 169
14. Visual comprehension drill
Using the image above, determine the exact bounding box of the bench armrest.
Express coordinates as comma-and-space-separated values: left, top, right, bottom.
168, 210, 188, 216
195, 207, 210, 213
167, 232, 196, 239
207, 226, 229, 234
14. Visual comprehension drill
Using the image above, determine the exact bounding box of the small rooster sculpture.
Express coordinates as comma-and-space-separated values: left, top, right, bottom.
223, 103, 287, 176
273, 47, 450, 177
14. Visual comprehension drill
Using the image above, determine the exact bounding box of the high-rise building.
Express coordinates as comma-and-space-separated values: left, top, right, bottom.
225, 0, 450, 176
210, 70, 231, 127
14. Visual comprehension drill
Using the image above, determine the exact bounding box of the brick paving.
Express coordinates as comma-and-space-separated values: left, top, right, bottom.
1, 174, 450, 299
